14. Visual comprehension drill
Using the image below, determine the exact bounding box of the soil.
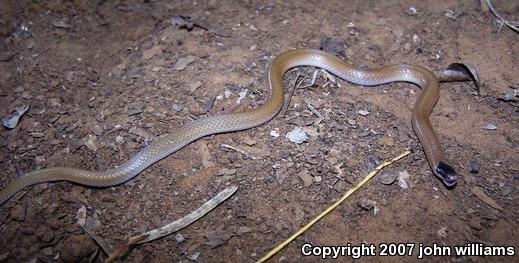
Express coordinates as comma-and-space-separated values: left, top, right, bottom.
0, 0, 518, 262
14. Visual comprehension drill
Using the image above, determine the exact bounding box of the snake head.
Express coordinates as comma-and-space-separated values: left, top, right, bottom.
435, 162, 458, 187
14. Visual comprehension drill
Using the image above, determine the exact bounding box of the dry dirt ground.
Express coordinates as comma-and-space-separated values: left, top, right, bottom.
0, 0, 518, 262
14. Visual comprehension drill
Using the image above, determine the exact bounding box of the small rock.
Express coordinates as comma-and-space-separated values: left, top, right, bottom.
187, 252, 201, 261
270, 129, 280, 137
378, 136, 395, 146
52, 20, 71, 28
174, 55, 196, 71
83, 135, 98, 152
141, 45, 163, 60
198, 141, 215, 168
347, 119, 356, 125
333, 180, 347, 192
243, 138, 257, 146
237, 226, 252, 234
76, 205, 87, 227
313, 176, 322, 183
91, 123, 104, 136
175, 233, 185, 243
217, 168, 236, 176
189, 81, 203, 93
41, 247, 53, 256
224, 90, 232, 99
468, 160, 480, 173
1, 105, 29, 129
171, 103, 184, 112
285, 126, 308, 144
204, 96, 216, 113
405, 6, 418, 16
358, 110, 370, 116
398, 170, 411, 189
379, 172, 398, 185
437, 227, 448, 238
236, 89, 247, 104
503, 89, 518, 101
483, 123, 497, 130
298, 170, 313, 187
445, 10, 459, 20
358, 198, 376, 211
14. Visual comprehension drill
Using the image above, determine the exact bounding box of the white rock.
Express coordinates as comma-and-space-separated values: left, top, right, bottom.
285, 127, 308, 144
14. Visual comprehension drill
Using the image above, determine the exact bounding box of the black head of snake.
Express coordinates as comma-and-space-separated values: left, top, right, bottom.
435, 162, 458, 187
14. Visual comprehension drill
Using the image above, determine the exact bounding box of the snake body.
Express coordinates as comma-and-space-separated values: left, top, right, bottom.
0, 49, 459, 205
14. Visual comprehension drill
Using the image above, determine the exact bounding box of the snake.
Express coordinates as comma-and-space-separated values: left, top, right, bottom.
0, 48, 474, 205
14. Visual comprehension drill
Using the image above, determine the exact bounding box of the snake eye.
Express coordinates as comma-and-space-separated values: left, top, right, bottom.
435, 162, 457, 187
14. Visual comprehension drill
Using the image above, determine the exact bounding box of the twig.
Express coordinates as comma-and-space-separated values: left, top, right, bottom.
281, 74, 305, 117
486, 0, 519, 33
257, 151, 411, 263
104, 186, 238, 263
221, 144, 257, 160
304, 98, 325, 123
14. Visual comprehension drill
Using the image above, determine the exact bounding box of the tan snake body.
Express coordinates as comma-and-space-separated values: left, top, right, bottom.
0, 49, 463, 204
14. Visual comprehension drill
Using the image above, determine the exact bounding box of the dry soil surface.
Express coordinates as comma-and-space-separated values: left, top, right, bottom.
0, 0, 518, 262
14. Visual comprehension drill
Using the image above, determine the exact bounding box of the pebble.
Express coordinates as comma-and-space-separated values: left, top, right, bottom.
378, 136, 395, 146
190, 81, 203, 92
468, 160, 480, 173
170, 103, 184, 112
437, 227, 448, 238
285, 126, 308, 144
174, 55, 196, 71
483, 123, 497, 130
445, 9, 459, 20
379, 172, 398, 185
503, 89, 518, 101
187, 252, 201, 261
236, 89, 247, 104
91, 123, 104, 136
217, 168, 236, 176
398, 171, 411, 189
297, 170, 313, 187
358, 198, 376, 211
357, 110, 370, 116
243, 138, 257, 146
333, 180, 347, 192
405, 6, 418, 16
41, 247, 53, 256
270, 129, 280, 137
175, 233, 185, 243
83, 135, 98, 152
